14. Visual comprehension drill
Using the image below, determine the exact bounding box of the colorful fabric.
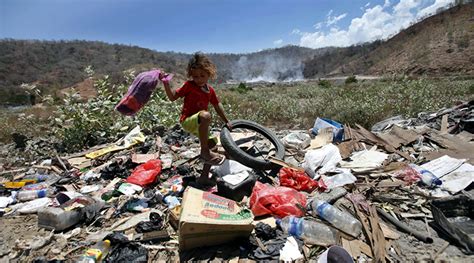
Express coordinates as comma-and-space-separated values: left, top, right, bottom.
175, 81, 219, 122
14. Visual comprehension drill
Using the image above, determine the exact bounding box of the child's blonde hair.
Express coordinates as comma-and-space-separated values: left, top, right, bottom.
187, 52, 217, 80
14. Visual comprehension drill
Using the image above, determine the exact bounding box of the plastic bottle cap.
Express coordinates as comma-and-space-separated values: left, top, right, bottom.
275, 218, 282, 226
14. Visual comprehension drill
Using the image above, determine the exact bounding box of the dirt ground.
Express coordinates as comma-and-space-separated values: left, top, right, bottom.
1, 214, 473, 262
396, 219, 473, 262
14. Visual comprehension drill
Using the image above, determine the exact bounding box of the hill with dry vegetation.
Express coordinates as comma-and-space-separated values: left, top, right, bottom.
329, 2, 474, 76
1, 2, 472, 105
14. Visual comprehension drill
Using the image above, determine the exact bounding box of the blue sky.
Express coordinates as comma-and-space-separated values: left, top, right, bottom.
0, 0, 454, 54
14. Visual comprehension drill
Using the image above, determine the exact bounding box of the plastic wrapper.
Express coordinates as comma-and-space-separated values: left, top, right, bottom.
135, 212, 164, 233
126, 159, 162, 187
249, 181, 306, 218
278, 167, 321, 192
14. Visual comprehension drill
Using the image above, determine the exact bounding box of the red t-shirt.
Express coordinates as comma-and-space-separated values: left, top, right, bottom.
175, 81, 219, 122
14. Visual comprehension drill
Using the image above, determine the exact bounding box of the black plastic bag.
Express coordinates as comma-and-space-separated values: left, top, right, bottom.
104, 243, 147, 263
135, 212, 164, 233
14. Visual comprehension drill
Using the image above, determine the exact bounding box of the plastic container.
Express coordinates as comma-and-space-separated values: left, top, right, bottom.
217, 171, 257, 201
17, 189, 51, 201
409, 164, 442, 188
276, 216, 338, 246
311, 199, 362, 237
77, 239, 111, 263
37, 196, 104, 231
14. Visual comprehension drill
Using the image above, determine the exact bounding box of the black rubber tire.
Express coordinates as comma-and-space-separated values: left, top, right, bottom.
220, 119, 285, 170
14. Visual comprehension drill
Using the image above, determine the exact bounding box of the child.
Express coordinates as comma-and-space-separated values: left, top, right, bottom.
162, 52, 232, 185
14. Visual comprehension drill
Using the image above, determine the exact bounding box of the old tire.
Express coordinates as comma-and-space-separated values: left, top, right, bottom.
220, 119, 285, 171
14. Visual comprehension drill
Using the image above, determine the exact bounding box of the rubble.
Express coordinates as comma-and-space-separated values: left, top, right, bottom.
0, 100, 473, 262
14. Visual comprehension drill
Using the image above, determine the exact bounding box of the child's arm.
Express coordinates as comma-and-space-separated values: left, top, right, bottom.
161, 74, 179, 101
213, 103, 232, 129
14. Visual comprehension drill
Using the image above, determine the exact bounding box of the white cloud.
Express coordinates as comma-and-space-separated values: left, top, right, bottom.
327, 13, 347, 26
418, 0, 453, 17
365, 2, 371, 8
298, 0, 455, 49
291, 29, 302, 35
273, 39, 283, 45
314, 22, 323, 29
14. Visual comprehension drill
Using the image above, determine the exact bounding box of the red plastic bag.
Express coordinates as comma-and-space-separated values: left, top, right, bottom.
126, 159, 162, 187
249, 181, 306, 218
279, 167, 320, 192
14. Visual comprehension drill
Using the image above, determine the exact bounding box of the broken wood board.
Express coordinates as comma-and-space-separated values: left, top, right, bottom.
342, 238, 373, 259
377, 179, 404, 188
400, 212, 433, 219
455, 131, 474, 142
424, 130, 474, 164
378, 125, 420, 149
67, 157, 92, 169
368, 205, 387, 263
440, 115, 448, 134
337, 140, 366, 159
380, 222, 400, 240
268, 157, 305, 171
355, 124, 414, 161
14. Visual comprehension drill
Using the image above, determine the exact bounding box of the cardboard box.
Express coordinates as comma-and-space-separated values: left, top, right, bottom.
179, 187, 254, 250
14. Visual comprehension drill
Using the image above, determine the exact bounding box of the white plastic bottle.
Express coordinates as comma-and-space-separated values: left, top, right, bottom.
17, 189, 51, 201
409, 164, 442, 187
76, 240, 111, 263
311, 199, 362, 237
276, 216, 338, 246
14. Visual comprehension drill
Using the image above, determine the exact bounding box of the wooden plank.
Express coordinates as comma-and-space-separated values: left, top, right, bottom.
355, 124, 414, 161
424, 130, 474, 163
342, 238, 361, 259
440, 115, 448, 134
337, 140, 365, 159
380, 222, 400, 239
368, 206, 387, 263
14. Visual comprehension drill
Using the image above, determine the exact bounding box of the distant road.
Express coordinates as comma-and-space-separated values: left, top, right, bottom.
317, 75, 382, 81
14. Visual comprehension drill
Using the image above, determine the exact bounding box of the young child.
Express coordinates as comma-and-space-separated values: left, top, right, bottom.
162, 53, 232, 185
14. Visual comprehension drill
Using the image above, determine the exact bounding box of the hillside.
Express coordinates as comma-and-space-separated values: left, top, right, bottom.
0, 40, 189, 105
1, 3, 473, 105
0, 40, 325, 105
331, 2, 474, 76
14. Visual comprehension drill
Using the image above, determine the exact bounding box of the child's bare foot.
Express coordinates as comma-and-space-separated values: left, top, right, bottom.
200, 152, 225, 165
208, 139, 217, 150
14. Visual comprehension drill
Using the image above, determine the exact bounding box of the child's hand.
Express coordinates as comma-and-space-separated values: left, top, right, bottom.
159, 72, 173, 85
225, 122, 233, 131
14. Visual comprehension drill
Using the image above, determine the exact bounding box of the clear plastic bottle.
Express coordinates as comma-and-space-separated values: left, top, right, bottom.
409, 164, 442, 187
276, 216, 338, 246
311, 199, 362, 237
77, 240, 111, 263
17, 189, 51, 201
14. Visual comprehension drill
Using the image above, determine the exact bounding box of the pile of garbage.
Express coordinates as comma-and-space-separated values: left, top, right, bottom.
0, 100, 473, 262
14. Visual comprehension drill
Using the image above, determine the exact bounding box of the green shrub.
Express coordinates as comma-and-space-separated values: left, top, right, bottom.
51, 72, 180, 152
345, 75, 357, 84
318, 79, 332, 89
236, 82, 251, 93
